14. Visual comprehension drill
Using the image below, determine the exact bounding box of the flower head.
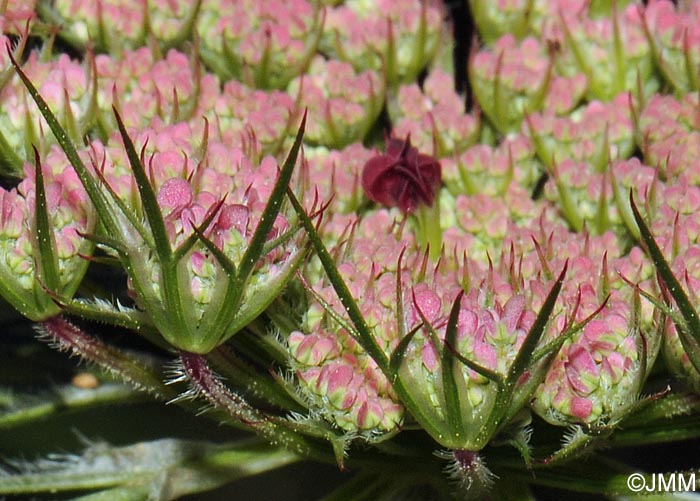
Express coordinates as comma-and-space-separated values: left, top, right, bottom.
361, 135, 441, 214
0, 51, 95, 176
207, 79, 296, 159
554, 3, 657, 101
638, 92, 700, 183
642, 0, 700, 94
532, 297, 648, 427
79, 122, 306, 353
525, 93, 635, 171
321, 0, 443, 86
287, 56, 384, 149
96, 48, 219, 131
390, 68, 479, 157
48, 0, 199, 52
470, 34, 586, 134
0, 147, 93, 320
197, 0, 323, 89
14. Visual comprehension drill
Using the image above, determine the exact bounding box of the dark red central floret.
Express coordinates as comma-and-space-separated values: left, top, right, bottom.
361, 135, 441, 214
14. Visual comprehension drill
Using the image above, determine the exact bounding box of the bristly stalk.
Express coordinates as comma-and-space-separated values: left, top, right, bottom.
36, 316, 176, 400
178, 351, 330, 462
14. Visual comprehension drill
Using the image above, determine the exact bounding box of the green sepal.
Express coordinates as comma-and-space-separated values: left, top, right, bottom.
610, 158, 641, 240
94, 1, 110, 53
199, 43, 235, 81
49, 295, 163, 347
286, 188, 387, 369
261, 219, 304, 257
558, 13, 595, 98
221, 33, 241, 80
614, 390, 699, 430
189, 220, 237, 277
550, 160, 583, 232
78, 53, 100, 139
218, 245, 307, 348
0, 273, 41, 320
0, 127, 24, 176
78, 230, 129, 256
448, 344, 504, 386
639, 7, 686, 96
89, 163, 154, 250
61, 88, 80, 144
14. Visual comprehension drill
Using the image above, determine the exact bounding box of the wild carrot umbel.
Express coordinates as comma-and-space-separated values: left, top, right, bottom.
3, 2, 700, 499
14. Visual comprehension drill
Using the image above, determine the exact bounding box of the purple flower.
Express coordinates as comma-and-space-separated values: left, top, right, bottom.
361, 135, 441, 214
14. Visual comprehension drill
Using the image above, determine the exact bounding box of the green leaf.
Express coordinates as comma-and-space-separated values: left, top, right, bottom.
448, 342, 503, 385
630, 193, 700, 375
286, 188, 386, 370
31, 148, 60, 294
113, 108, 171, 261
161, 0, 202, 51
440, 290, 466, 439
480, 262, 567, 444
507, 262, 567, 388
0, 127, 23, 176
90, 162, 153, 249
618, 391, 699, 428
184, 205, 237, 277
221, 247, 307, 342
33, 148, 61, 314
234, 111, 306, 293
388, 322, 424, 375
48, 295, 164, 348
551, 159, 583, 232
493, 453, 653, 496
611, 409, 700, 446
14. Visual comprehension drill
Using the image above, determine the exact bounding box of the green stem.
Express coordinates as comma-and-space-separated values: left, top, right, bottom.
413, 202, 442, 261
0, 438, 299, 497
0, 383, 145, 429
